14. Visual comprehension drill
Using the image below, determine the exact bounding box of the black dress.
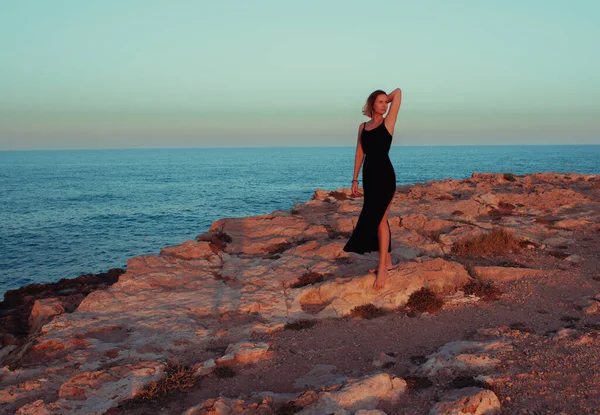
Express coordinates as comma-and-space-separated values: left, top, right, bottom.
343, 119, 396, 254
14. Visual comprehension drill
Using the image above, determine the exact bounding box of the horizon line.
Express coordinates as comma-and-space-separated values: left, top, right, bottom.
2, 143, 600, 152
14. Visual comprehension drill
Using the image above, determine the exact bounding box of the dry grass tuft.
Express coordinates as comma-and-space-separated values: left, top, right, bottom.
350, 303, 387, 319
451, 227, 521, 257
458, 259, 502, 300
290, 272, 332, 288
404, 288, 444, 314
463, 280, 502, 301
135, 360, 198, 401
328, 190, 348, 200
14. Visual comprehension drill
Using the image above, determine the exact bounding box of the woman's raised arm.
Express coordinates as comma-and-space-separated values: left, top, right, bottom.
384, 88, 402, 133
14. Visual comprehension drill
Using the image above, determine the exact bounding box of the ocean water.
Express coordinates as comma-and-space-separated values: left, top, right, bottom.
1, 145, 599, 298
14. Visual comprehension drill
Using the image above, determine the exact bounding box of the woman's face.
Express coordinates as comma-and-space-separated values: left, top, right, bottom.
372, 94, 389, 116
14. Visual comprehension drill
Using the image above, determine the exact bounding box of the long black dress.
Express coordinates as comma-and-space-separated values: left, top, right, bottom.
343, 119, 396, 254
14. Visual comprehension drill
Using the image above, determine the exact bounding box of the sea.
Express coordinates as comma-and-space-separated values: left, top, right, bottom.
1, 145, 599, 298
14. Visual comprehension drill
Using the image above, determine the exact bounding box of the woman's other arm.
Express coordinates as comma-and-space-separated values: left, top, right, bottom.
351, 123, 365, 196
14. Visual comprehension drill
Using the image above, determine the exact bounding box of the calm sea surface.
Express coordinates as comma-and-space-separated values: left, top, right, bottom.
1, 145, 599, 298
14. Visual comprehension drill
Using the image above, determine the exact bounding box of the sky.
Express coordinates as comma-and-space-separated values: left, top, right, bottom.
0, 0, 599, 150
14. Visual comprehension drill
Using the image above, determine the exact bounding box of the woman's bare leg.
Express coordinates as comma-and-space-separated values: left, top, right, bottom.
370, 245, 393, 273
374, 202, 393, 290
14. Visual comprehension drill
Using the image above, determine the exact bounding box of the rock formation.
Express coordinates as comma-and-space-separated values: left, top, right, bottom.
1, 171, 599, 414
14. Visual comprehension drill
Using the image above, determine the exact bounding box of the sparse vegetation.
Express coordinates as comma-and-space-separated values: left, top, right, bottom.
503, 173, 517, 182
328, 190, 348, 200
463, 279, 502, 301
350, 303, 387, 319
135, 360, 198, 401
284, 319, 317, 330
451, 227, 521, 257
290, 272, 330, 288
404, 287, 444, 314
458, 259, 502, 301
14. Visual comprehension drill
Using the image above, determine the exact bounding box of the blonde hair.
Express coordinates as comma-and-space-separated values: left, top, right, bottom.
362, 89, 387, 118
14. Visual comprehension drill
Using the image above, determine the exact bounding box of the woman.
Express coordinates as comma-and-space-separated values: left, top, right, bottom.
343, 88, 402, 290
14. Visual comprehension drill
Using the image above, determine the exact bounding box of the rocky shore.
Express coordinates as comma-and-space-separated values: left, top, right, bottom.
1, 171, 599, 414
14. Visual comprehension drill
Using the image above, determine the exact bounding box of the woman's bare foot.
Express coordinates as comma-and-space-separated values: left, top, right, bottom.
373, 266, 388, 290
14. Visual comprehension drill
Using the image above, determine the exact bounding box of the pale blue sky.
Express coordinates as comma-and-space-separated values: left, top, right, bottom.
1, 0, 599, 149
